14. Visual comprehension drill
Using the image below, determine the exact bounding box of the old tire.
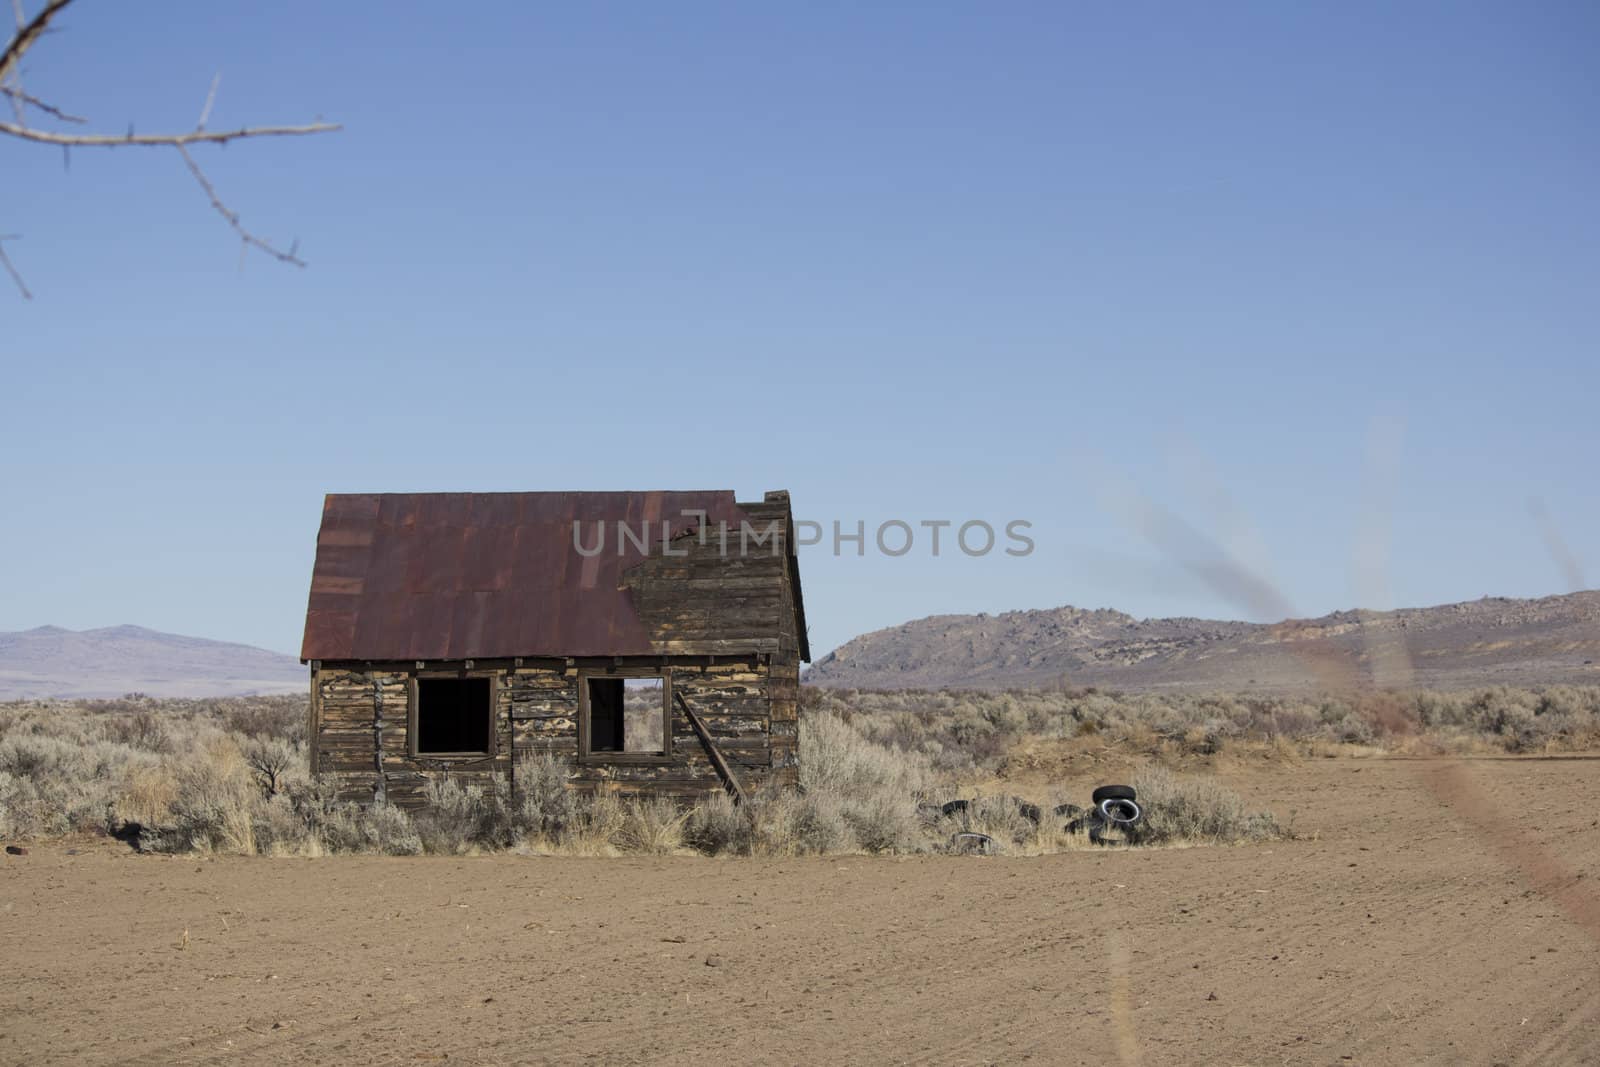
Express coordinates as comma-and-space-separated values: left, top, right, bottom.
1091, 784, 1136, 804
950, 832, 996, 856
940, 800, 970, 818
1098, 798, 1142, 825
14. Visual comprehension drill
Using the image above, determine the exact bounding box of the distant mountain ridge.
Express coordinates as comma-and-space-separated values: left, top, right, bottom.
0, 625, 305, 700
805, 591, 1600, 692
7, 592, 1597, 700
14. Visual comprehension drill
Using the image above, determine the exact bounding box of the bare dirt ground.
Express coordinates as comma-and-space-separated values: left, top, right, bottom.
3, 757, 1598, 1066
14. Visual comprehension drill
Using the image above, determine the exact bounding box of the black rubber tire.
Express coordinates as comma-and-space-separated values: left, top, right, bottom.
950, 832, 995, 856
1091, 784, 1137, 804
1086, 811, 1131, 846
940, 800, 970, 818
1098, 798, 1142, 825
1016, 801, 1042, 825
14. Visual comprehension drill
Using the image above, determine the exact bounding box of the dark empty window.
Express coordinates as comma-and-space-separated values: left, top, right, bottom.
415, 677, 492, 754
588, 677, 625, 752
583, 674, 668, 758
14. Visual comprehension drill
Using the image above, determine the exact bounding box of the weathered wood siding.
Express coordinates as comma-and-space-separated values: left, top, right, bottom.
622, 498, 793, 658
312, 668, 511, 805
314, 659, 778, 806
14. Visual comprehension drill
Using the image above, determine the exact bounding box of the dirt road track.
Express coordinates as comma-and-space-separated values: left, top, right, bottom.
2, 757, 1597, 1066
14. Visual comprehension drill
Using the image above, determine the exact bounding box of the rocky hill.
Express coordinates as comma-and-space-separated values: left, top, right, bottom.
0, 625, 305, 700
805, 591, 1600, 692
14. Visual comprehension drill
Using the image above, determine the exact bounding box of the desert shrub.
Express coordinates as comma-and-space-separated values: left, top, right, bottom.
809, 684, 1600, 764
241, 736, 301, 797
0, 733, 85, 781
682, 786, 854, 856
116, 762, 180, 827
8, 684, 1595, 856
251, 793, 317, 855
841, 789, 921, 852
0, 771, 57, 838
222, 696, 309, 745
311, 797, 423, 856
799, 711, 928, 853
683, 790, 751, 853
938, 794, 1039, 848
0, 734, 159, 838
1330, 712, 1376, 745
103, 710, 173, 754
567, 790, 626, 852
512, 753, 580, 840
1129, 766, 1285, 845
617, 795, 690, 854
752, 786, 854, 855
145, 740, 261, 854
801, 711, 929, 796
409, 777, 514, 854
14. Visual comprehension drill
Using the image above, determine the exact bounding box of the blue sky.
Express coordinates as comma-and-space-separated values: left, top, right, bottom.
4, 1, 1596, 657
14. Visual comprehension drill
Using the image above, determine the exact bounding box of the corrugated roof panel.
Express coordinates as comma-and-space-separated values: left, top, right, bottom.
300, 490, 762, 661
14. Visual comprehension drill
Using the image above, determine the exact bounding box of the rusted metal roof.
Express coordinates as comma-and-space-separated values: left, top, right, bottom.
300, 491, 757, 662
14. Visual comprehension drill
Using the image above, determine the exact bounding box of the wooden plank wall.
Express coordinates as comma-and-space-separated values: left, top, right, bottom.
315, 660, 776, 807
313, 667, 511, 806
769, 533, 802, 788
513, 661, 774, 800
623, 510, 791, 656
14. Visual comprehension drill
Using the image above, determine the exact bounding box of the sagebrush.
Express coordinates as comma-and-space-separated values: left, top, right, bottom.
6, 683, 1581, 856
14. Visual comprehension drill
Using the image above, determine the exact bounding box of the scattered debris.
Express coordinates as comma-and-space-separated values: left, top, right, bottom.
950, 832, 997, 856
5, 845, 28, 856
935, 785, 1147, 847
1074, 785, 1144, 845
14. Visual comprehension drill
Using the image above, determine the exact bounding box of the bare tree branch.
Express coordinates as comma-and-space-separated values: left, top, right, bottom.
0, 119, 339, 147
176, 142, 305, 267
6, 0, 30, 122
2, 0, 339, 295
0, 234, 31, 299
0, 0, 67, 88
0, 84, 83, 123
196, 72, 219, 131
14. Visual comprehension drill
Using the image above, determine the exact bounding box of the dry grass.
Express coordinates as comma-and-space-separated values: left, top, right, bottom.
11, 682, 1584, 858
1128, 766, 1288, 845
809, 683, 1600, 778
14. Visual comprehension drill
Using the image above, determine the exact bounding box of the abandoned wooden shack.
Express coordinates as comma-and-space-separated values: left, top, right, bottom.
298, 490, 808, 807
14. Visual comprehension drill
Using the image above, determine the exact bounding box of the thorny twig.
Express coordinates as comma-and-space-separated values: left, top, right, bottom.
1, 84, 83, 123
0, 0, 339, 296
0, 234, 31, 299
0, 119, 337, 148
176, 142, 305, 267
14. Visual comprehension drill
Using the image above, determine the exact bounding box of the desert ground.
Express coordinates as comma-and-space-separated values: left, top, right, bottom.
3, 755, 1597, 1066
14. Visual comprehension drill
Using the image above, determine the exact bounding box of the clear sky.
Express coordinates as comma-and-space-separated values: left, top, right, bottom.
4, 1, 1596, 658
